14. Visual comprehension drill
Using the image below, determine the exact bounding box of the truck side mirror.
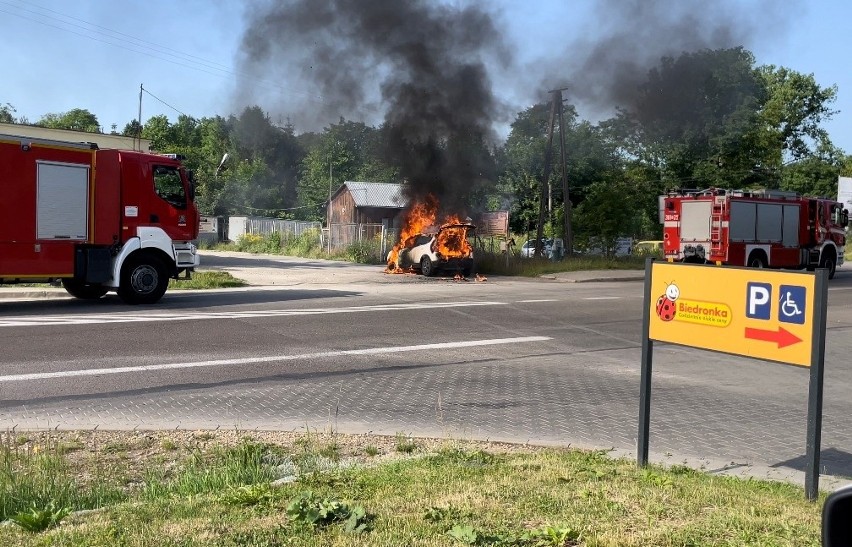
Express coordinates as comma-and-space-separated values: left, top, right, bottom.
823, 483, 852, 546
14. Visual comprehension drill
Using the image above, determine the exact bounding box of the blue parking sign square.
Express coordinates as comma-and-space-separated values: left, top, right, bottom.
746, 282, 772, 319
778, 285, 806, 325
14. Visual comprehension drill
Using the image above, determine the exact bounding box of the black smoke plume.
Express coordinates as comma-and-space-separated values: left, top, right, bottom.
538, 0, 801, 119
237, 0, 511, 215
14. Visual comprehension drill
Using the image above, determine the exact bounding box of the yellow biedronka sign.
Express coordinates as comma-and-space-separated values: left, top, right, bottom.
648, 262, 816, 367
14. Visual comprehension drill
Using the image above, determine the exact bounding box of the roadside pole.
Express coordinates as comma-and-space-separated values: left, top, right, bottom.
805, 268, 829, 500
638, 258, 654, 467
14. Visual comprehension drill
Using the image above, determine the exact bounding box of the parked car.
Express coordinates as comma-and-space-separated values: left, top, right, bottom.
520, 239, 552, 258
519, 238, 569, 260
578, 237, 633, 257
391, 223, 476, 276
633, 240, 664, 256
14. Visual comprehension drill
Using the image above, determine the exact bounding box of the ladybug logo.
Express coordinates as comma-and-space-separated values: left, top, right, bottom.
656, 281, 680, 322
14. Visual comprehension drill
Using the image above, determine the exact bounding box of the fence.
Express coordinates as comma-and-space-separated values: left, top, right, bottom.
325, 223, 400, 260
227, 216, 322, 242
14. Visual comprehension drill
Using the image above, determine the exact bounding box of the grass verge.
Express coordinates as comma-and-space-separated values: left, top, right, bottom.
169, 270, 247, 289
0, 430, 824, 546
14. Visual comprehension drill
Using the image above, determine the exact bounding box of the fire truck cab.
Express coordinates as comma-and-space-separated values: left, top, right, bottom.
661, 188, 848, 279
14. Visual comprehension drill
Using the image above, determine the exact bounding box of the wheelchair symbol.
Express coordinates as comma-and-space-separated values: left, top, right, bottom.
780, 291, 802, 318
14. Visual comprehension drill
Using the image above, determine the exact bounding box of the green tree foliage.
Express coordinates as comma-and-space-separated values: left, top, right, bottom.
496, 103, 552, 234
37, 108, 101, 133
0, 102, 15, 123
757, 66, 838, 163
298, 119, 396, 221
618, 47, 766, 189
573, 179, 638, 254
228, 106, 305, 216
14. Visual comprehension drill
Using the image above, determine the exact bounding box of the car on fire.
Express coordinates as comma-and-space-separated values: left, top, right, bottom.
389, 222, 476, 277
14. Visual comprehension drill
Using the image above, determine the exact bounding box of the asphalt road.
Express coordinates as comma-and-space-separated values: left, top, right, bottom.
2, 251, 852, 487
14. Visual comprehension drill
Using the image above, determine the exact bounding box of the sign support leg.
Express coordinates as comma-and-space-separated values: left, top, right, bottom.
638, 258, 654, 467
805, 268, 828, 500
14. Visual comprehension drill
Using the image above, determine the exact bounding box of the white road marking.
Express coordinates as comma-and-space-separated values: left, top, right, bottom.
584, 296, 621, 300
0, 301, 507, 328
0, 336, 552, 382
516, 299, 559, 303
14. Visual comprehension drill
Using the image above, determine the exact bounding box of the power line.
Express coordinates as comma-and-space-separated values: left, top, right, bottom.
142, 87, 193, 120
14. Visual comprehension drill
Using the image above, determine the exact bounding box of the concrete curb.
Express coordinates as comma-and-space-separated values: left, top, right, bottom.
539, 274, 645, 283
0, 289, 67, 300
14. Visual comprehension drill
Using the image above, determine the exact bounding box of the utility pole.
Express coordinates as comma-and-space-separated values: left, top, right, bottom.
556, 89, 573, 255
534, 91, 559, 258
137, 83, 143, 152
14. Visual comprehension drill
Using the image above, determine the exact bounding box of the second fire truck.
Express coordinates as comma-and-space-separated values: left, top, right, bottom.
661, 188, 848, 279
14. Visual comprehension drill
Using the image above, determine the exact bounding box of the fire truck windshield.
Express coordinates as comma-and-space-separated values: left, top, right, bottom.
153, 165, 186, 209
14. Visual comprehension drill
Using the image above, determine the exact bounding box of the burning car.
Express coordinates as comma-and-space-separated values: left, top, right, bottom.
387, 222, 475, 277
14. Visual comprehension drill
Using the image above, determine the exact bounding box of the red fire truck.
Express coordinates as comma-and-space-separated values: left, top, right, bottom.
661, 188, 848, 278
0, 133, 200, 303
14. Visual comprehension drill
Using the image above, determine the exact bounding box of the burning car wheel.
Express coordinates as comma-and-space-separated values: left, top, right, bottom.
118, 254, 168, 305
420, 256, 436, 277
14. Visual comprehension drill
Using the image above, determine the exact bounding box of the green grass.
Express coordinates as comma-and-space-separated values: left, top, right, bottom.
0, 431, 826, 546
476, 251, 647, 277
169, 270, 247, 289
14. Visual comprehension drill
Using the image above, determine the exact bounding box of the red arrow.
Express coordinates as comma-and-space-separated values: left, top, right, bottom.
744, 326, 802, 349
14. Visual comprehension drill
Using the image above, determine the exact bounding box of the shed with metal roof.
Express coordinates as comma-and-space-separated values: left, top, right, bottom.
328, 181, 408, 227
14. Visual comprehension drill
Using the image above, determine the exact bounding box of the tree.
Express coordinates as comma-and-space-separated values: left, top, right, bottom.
229, 106, 305, 215
0, 102, 15, 123
37, 109, 101, 133
757, 66, 838, 164
298, 118, 395, 221
619, 47, 766, 189
497, 103, 561, 235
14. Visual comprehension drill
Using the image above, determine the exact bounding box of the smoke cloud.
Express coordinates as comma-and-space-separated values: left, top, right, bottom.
237, 0, 511, 214
235, 0, 801, 210
536, 0, 802, 117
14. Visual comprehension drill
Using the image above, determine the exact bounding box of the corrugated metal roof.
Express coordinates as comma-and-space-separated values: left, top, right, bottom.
344, 181, 408, 208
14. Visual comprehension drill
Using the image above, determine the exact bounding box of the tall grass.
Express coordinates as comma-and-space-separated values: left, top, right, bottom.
475, 250, 647, 276
0, 434, 126, 522
141, 441, 282, 499
232, 231, 384, 264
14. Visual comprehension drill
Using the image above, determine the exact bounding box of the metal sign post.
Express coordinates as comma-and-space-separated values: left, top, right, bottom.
805, 269, 828, 500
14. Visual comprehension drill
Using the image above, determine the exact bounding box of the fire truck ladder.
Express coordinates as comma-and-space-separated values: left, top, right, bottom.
710, 199, 725, 254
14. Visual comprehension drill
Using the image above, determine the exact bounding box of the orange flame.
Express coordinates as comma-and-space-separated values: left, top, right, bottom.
385, 195, 473, 274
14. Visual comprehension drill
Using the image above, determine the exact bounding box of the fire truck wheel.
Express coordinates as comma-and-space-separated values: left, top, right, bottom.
747, 253, 767, 269
820, 251, 837, 279
61, 279, 109, 300
118, 254, 168, 305
420, 256, 436, 277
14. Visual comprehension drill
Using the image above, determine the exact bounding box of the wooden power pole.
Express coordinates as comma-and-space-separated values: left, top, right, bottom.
534, 94, 558, 258
535, 88, 570, 257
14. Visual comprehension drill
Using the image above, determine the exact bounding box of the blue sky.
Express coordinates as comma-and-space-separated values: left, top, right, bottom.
1, 0, 850, 153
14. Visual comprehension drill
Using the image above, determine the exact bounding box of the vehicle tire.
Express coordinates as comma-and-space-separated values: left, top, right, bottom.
462, 267, 472, 278
420, 256, 436, 277
117, 254, 168, 305
747, 253, 767, 269
61, 279, 109, 300
820, 250, 837, 280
